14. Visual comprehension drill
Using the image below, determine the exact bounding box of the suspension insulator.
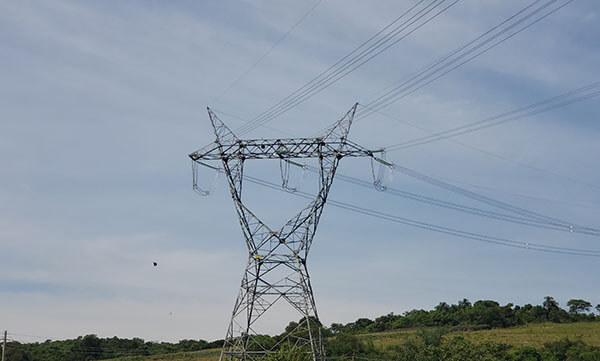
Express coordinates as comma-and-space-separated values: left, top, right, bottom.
192, 160, 221, 196
280, 158, 307, 193
370, 150, 394, 191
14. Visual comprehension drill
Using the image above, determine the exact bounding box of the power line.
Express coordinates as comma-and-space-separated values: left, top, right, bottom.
234, 0, 459, 136
205, 0, 556, 152
212, 0, 324, 103
233, 0, 434, 134
240, 0, 460, 135
308, 0, 574, 138
6, 341, 185, 358
304, 166, 598, 235
437, 175, 600, 210
358, 84, 600, 192
388, 164, 600, 235
243, 175, 600, 257
355, 0, 575, 120
383, 82, 600, 151
6, 333, 51, 341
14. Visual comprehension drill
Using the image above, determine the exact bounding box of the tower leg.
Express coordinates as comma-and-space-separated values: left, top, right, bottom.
219, 255, 325, 361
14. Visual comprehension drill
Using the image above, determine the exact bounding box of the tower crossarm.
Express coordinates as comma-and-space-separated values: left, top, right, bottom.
189, 138, 374, 161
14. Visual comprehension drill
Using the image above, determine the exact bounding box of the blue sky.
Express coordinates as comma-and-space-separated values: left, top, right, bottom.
1, 0, 599, 343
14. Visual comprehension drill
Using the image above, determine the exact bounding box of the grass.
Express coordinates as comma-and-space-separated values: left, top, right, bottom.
450, 322, 600, 348
101, 322, 600, 360
354, 322, 600, 350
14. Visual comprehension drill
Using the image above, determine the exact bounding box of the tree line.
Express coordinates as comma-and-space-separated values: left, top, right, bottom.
330, 297, 599, 334
4, 296, 599, 361
4, 336, 224, 361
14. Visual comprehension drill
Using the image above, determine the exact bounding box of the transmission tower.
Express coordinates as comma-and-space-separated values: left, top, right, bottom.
190, 104, 377, 361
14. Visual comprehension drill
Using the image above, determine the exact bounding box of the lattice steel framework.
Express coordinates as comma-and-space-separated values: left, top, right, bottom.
189, 104, 375, 361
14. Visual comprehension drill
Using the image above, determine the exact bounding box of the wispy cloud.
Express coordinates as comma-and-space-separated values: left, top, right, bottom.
1, 0, 598, 342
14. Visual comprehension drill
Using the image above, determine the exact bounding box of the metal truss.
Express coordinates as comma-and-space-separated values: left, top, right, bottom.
190, 104, 374, 361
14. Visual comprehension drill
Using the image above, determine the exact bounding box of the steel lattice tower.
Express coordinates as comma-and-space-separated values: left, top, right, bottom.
189, 104, 375, 361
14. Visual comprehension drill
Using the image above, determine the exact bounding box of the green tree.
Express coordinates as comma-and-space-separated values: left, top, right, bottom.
352, 318, 374, 331
457, 298, 472, 310
369, 313, 398, 332
567, 299, 592, 315
435, 302, 451, 313
71, 334, 103, 360
330, 323, 344, 334
469, 300, 506, 328
5, 342, 31, 361
543, 296, 571, 323
543, 296, 559, 312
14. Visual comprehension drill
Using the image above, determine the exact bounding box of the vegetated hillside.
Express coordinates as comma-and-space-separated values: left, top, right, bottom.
7, 297, 600, 361
356, 322, 600, 349
451, 322, 600, 348
102, 323, 600, 361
